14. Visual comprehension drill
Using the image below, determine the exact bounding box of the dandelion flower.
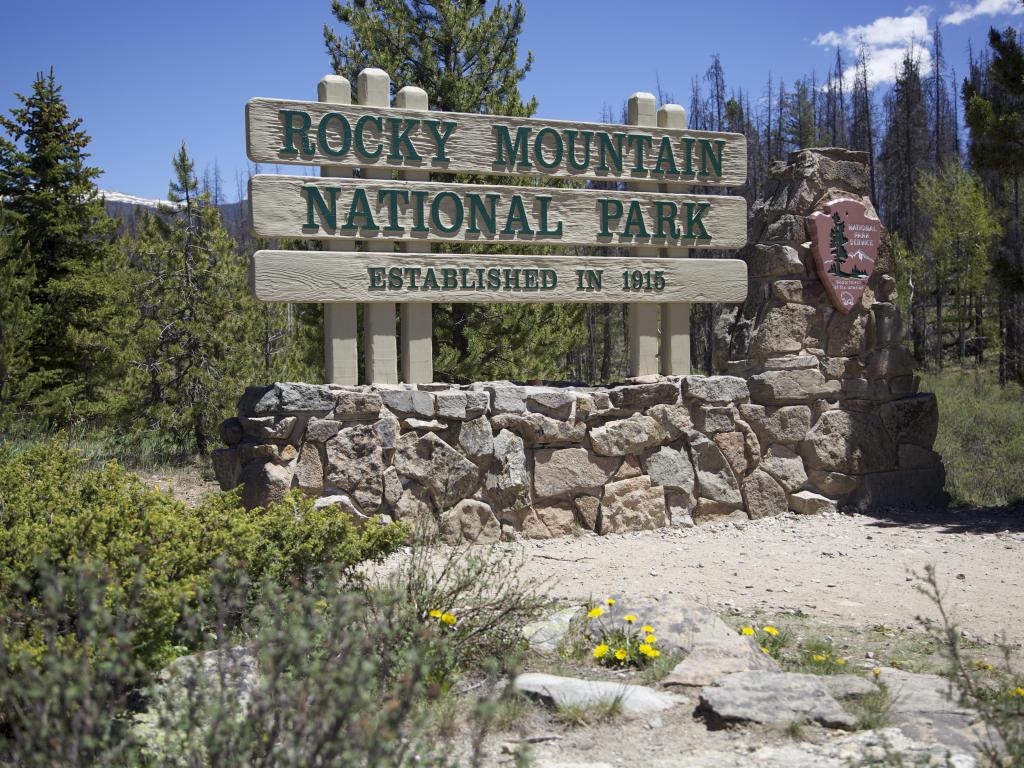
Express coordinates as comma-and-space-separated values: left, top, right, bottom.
1011, 687, 1024, 698
645, 635, 657, 644
639, 643, 653, 655
614, 648, 628, 661
428, 609, 443, 619
642, 625, 654, 633
872, 668, 882, 677
605, 598, 617, 606
761, 646, 770, 654
593, 644, 610, 659
440, 613, 457, 625
976, 660, 994, 671
587, 606, 605, 619
812, 654, 828, 662
836, 658, 846, 666
647, 648, 660, 658
762, 626, 779, 636
624, 614, 637, 624
741, 627, 755, 636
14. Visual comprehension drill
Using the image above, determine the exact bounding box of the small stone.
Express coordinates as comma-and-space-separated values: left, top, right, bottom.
534, 447, 620, 498
713, 431, 748, 478
746, 243, 805, 277
218, 418, 243, 446
239, 460, 292, 510
211, 447, 242, 490
573, 495, 601, 530
598, 475, 668, 534
645, 403, 693, 439
325, 424, 385, 511
608, 382, 680, 409
760, 444, 808, 492
464, 391, 490, 419
434, 390, 468, 420
589, 414, 666, 456
314, 492, 368, 523
484, 429, 532, 513
643, 446, 697, 499
400, 417, 447, 431
739, 404, 812, 444
273, 383, 338, 414
491, 412, 586, 445
693, 405, 735, 434
748, 304, 820, 356
822, 675, 879, 700
305, 418, 343, 443
534, 500, 575, 538
332, 390, 382, 420
486, 383, 527, 415
741, 469, 788, 519
666, 491, 696, 527
693, 498, 748, 524
689, 432, 742, 507
613, 454, 642, 480
806, 469, 858, 496
748, 369, 841, 405
381, 466, 402, 507
372, 409, 401, 450
664, 636, 779, 687
526, 389, 575, 419
454, 415, 493, 466
438, 499, 500, 544
827, 310, 869, 357
239, 415, 297, 440
789, 490, 837, 515
514, 673, 683, 717
681, 376, 750, 404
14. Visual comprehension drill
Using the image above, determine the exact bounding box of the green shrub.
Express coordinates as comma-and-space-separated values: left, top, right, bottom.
922, 368, 1024, 507
0, 440, 406, 671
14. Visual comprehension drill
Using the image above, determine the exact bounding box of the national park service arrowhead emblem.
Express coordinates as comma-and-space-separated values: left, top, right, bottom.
808, 198, 879, 314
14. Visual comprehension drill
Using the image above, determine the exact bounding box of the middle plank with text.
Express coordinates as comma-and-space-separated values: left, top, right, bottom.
249, 175, 747, 249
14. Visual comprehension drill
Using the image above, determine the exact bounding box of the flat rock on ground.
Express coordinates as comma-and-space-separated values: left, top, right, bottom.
698, 670, 857, 730
662, 635, 780, 687
514, 672, 684, 716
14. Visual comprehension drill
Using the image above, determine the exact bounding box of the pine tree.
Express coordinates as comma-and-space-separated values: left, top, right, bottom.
324, 0, 597, 382
0, 210, 38, 425
828, 213, 850, 276
0, 69, 123, 418
125, 144, 261, 454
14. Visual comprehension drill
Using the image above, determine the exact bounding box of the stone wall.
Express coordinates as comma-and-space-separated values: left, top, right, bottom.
212, 148, 946, 540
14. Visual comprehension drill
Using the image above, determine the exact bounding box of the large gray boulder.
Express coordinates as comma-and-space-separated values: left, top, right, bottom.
324, 424, 385, 511
598, 475, 668, 534
688, 432, 742, 507
393, 432, 479, 509
484, 429, 531, 513
698, 671, 856, 730
533, 447, 620, 499
589, 414, 667, 456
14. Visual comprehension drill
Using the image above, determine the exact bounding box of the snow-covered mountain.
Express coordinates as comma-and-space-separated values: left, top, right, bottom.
848, 249, 875, 265
101, 189, 249, 241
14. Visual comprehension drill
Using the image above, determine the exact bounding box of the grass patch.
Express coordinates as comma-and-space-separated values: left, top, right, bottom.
921, 368, 1024, 507
552, 697, 623, 727
846, 683, 894, 730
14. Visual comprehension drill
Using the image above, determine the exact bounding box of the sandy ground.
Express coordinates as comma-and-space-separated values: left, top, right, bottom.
506, 507, 1024, 647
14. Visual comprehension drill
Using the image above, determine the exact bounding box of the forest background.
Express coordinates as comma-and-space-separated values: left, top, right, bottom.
1, 0, 1022, 509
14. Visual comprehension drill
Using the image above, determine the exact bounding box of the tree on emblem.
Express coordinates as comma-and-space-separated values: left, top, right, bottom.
827, 212, 851, 276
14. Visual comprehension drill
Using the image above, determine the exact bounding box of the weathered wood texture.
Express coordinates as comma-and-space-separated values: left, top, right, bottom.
627, 92, 660, 377
318, 74, 359, 386
246, 97, 747, 186
249, 175, 747, 249
251, 251, 748, 305
658, 102, 691, 376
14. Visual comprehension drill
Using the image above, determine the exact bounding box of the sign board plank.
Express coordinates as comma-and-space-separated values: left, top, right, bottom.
246, 98, 746, 186
251, 250, 748, 304
250, 175, 747, 250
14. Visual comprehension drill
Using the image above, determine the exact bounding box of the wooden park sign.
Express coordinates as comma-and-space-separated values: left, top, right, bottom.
808, 198, 879, 313
245, 69, 749, 385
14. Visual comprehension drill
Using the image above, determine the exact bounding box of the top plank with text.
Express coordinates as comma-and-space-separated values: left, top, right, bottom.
246, 98, 747, 186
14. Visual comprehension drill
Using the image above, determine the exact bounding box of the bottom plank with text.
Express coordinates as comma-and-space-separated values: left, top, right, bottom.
251, 250, 747, 304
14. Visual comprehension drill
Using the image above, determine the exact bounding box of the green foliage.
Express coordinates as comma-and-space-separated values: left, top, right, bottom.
119, 144, 267, 455
921, 368, 1024, 506
0, 211, 39, 426
0, 440, 406, 671
0, 68, 127, 421
580, 600, 664, 669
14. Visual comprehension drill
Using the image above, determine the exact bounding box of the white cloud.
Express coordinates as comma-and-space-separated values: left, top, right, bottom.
942, 0, 1024, 25
814, 6, 934, 86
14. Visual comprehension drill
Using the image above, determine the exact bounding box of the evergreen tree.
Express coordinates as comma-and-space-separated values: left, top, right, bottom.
124, 144, 261, 454
0, 69, 124, 418
963, 26, 1024, 383
828, 213, 850, 276
0, 210, 38, 425
325, 0, 596, 382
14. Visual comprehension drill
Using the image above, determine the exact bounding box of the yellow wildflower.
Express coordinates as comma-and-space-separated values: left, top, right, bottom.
976, 660, 994, 671
624, 614, 637, 624
872, 668, 882, 677
645, 635, 657, 644
836, 658, 846, 666
605, 598, 617, 606
647, 648, 660, 658
440, 613, 457, 625
593, 644, 610, 659
587, 606, 605, 619
741, 627, 755, 636
1010, 687, 1024, 698
761, 646, 770, 654
428, 609, 443, 619
642, 625, 654, 633
812, 654, 828, 662
614, 648, 628, 661
639, 643, 653, 655
762, 626, 779, 636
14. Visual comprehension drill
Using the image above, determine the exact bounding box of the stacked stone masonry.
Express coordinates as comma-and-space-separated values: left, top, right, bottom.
213, 148, 946, 541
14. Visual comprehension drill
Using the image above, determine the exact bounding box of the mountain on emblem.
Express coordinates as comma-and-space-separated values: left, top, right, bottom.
808, 198, 880, 314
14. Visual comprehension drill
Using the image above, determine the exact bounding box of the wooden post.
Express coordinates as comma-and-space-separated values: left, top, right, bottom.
394, 85, 433, 383
358, 69, 399, 384
627, 92, 660, 377
318, 74, 358, 385
658, 103, 691, 375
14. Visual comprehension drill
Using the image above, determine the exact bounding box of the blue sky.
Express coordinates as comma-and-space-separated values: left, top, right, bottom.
1, 0, 1021, 200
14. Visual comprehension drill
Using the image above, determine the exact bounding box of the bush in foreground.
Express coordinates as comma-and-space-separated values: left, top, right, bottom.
0, 440, 405, 671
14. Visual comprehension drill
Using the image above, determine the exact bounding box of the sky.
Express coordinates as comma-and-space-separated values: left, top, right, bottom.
1, 0, 1022, 201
